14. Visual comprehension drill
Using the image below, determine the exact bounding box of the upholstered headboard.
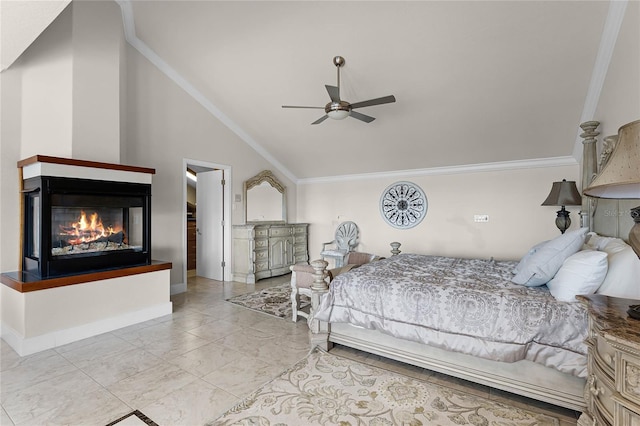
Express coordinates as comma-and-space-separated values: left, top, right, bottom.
580, 121, 639, 241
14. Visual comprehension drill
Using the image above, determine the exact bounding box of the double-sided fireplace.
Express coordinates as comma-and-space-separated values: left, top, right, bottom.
21, 160, 152, 278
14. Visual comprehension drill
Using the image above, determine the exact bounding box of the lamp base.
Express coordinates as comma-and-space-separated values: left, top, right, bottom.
555, 207, 571, 234
630, 206, 640, 258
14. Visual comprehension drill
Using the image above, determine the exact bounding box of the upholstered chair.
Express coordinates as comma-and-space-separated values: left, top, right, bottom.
289, 252, 381, 322
320, 221, 360, 267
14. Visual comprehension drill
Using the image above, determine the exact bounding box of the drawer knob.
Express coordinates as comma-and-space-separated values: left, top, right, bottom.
588, 375, 603, 396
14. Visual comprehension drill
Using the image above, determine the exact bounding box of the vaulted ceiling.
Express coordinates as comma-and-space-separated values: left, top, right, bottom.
5, 1, 630, 182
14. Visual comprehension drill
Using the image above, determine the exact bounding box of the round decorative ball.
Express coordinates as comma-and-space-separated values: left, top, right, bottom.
379, 181, 428, 229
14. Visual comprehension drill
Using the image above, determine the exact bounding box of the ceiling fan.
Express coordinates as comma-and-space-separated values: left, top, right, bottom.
282, 56, 396, 125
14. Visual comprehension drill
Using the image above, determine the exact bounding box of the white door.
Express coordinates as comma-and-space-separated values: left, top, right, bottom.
196, 170, 224, 280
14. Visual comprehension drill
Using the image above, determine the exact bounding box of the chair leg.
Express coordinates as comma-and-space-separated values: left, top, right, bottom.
291, 287, 300, 322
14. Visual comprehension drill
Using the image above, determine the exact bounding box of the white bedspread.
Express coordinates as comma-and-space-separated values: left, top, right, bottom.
314, 254, 588, 377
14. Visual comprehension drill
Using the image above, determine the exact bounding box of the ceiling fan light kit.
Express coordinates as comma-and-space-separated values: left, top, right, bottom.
282, 56, 396, 125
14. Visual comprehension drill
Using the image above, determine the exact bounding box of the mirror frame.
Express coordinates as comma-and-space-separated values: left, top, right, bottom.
244, 170, 287, 223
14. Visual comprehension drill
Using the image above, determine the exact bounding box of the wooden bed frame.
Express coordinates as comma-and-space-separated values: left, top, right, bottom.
307, 120, 636, 412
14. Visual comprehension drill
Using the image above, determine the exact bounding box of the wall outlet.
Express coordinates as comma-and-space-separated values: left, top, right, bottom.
474, 214, 489, 223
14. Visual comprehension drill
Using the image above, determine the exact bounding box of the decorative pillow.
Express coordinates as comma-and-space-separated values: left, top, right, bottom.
546, 250, 608, 302
513, 240, 548, 275
596, 239, 640, 299
511, 227, 588, 286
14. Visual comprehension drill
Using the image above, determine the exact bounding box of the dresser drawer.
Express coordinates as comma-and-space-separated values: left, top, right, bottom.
293, 225, 307, 234
255, 227, 269, 238
254, 249, 268, 262
255, 261, 269, 272
269, 227, 292, 237
255, 239, 268, 249
589, 367, 615, 424
294, 235, 307, 244
595, 335, 616, 377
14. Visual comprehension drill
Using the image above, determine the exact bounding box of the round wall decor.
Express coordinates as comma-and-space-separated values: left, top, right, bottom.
379, 181, 428, 229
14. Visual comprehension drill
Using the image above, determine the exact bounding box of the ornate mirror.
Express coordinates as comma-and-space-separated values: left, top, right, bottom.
244, 170, 287, 223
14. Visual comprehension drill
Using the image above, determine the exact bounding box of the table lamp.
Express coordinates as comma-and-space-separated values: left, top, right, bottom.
583, 119, 640, 258
541, 179, 582, 234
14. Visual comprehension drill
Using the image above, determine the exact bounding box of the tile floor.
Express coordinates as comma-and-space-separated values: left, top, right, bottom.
1, 275, 581, 425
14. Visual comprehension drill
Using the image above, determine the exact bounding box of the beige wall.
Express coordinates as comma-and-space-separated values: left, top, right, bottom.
0, 2, 297, 290
122, 45, 297, 286
1, 0, 637, 290
595, 0, 640, 141
299, 165, 581, 262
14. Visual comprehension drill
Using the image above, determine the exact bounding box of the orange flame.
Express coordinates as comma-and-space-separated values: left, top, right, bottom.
59, 211, 120, 245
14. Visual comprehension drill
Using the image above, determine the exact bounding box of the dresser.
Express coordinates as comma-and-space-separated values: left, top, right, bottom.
577, 294, 640, 426
232, 222, 308, 284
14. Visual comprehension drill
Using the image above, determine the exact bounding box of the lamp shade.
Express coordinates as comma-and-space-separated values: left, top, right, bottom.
541, 179, 582, 206
583, 119, 640, 199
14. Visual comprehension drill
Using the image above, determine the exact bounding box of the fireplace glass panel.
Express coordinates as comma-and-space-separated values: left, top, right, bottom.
50, 194, 144, 258
29, 192, 40, 259
23, 175, 152, 278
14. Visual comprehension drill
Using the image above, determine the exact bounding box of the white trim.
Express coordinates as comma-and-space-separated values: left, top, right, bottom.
182, 158, 233, 287
572, 0, 628, 160
170, 282, 187, 295
114, 0, 622, 184
22, 163, 152, 184
1, 303, 172, 356
298, 156, 579, 185
115, 0, 297, 184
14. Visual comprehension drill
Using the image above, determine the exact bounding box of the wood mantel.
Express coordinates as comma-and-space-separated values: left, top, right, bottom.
17, 155, 156, 175
1, 261, 172, 293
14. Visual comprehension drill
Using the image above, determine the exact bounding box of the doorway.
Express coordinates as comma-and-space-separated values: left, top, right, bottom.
183, 159, 232, 285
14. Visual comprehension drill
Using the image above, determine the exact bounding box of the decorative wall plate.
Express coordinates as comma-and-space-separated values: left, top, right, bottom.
379, 181, 427, 229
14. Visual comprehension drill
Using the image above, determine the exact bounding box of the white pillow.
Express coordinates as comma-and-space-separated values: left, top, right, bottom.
512, 227, 588, 286
584, 232, 616, 251
546, 250, 608, 302
596, 239, 640, 299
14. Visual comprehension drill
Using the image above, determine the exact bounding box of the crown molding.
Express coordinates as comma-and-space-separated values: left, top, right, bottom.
114, 0, 298, 184
298, 156, 579, 185
114, 1, 621, 186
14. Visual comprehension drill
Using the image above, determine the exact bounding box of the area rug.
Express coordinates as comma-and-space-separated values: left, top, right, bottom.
208, 348, 561, 426
226, 283, 310, 319
105, 410, 158, 426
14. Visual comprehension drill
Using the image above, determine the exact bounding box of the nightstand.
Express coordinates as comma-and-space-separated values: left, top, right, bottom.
577, 294, 640, 426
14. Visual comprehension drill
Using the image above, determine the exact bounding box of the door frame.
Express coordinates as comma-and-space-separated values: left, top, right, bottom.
182, 158, 232, 285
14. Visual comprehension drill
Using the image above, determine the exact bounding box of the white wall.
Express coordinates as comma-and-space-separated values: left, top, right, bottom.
122, 46, 297, 286
0, 2, 296, 290
71, 0, 123, 163
595, 0, 640, 141
299, 164, 581, 262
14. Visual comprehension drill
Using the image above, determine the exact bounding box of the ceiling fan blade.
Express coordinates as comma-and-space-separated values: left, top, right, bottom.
282, 105, 324, 109
325, 85, 340, 102
349, 111, 375, 123
311, 115, 329, 125
350, 95, 396, 109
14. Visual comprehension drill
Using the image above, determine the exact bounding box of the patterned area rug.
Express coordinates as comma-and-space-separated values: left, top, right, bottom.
226, 283, 310, 319
208, 348, 561, 425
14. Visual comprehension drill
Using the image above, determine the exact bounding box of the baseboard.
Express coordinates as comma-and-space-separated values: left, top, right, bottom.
1, 302, 172, 356
171, 282, 187, 295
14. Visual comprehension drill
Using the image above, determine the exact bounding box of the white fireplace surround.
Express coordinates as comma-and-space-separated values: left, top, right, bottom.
0, 156, 171, 356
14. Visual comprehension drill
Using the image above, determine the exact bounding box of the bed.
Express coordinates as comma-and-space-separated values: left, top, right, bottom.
307, 121, 640, 411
